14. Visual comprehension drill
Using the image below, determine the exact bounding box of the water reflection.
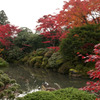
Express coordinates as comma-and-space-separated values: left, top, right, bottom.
2, 64, 90, 93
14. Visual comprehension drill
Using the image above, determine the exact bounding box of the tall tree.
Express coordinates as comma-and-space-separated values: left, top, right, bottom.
0, 10, 10, 25
57, 0, 100, 28
36, 14, 68, 50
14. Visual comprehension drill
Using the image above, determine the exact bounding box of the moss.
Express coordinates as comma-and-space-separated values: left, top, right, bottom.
48, 52, 63, 69
41, 57, 48, 67
28, 56, 43, 67
35, 56, 43, 62
58, 62, 72, 74
56, 58, 64, 65
21, 56, 29, 62
44, 50, 54, 58
0, 70, 21, 99
69, 69, 78, 73
0, 57, 8, 67
41, 61, 48, 68
34, 62, 41, 68
36, 48, 48, 56
29, 57, 36, 66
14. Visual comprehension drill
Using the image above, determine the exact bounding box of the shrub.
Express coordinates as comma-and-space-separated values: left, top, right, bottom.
0, 57, 8, 67
17, 91, 58, 100
0, 70, 21, 99
17, 87, 96, 100
48, 52, 63, 69
6, 46, 23, 62
60, 24, 100, 68
53, 87, 96, 100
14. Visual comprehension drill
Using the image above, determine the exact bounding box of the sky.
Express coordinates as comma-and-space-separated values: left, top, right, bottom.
0, 0, 64, 32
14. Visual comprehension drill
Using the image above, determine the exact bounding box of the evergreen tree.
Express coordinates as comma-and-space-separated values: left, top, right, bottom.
0, 10, 9, 25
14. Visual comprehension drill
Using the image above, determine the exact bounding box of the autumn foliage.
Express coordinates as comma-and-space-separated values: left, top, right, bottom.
79, 43, 100, 97
58, 0, 100, 28
36, 14, 68, 50
36, 0, 100, 50
0, 24, 20, 47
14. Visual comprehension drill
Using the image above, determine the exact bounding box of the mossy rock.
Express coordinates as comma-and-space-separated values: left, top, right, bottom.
56, 58, 64, 65
37, 51, 45, 56
28, 57, 36, 66
45, 64, 50, 68
41, 61, 48, 68
35, 56, 43, 63
44, 50, 54, 58
21, 56, 29, 62
0, 58, 8, 67
43, 57, 48, 61
69, 68, 78, 74
58, 62, 72, 74
69, 69, 78, 73
36, 48, 48, 56
48, 52, 63, 69
41, 57, 48, 67
0, 70, 21, 99
34, 62, 41, 68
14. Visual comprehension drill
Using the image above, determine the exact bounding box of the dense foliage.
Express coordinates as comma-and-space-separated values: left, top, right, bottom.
79, 43, 100, 97
0, 24, 20, 48
0, 57, 8, 67
58, 0, 100, 28
0, 10, 9, 25
0, 0, 99, 98
0, 70, 21, 99
60, 24, 100, 72
17, 87, 96, 100
36, 0, 100, 50
3, 28, 46, 62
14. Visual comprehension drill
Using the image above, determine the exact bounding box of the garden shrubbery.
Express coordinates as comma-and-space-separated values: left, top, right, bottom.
0, 57, 8, 67
0, 70, 22, 99
19, 24, 100, 75
60, 24, 100, 73
17, 87, 96, 100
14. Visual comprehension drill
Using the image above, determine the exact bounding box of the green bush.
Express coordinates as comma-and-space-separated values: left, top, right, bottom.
53, 87, 96, 100
48, 52, 63, 69
17, 87, 96, 100
3, 28, 48, 62
60, 24, 100, 68
0, 57, 8, 67
0, 70, 21, 99
6, 46, 23, 62
17, 91, 58, 100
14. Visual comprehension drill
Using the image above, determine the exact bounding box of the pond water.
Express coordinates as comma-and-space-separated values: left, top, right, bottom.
2, 64, 90, 95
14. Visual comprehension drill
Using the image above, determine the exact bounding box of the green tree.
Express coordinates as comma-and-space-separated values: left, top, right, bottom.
0, 10, 9, 25
60, 24, 100, 69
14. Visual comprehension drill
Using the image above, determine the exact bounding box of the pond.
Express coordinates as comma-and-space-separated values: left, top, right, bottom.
2, 64, 90, 96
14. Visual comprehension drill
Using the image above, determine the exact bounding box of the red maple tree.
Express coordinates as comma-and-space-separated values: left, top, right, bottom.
57, 0, 100, 28
36, 0, 100, 51
36, 14, 69, 50
0, 24, 20, 47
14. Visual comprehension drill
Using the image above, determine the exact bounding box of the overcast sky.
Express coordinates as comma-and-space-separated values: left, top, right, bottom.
0, 0, 64, 32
